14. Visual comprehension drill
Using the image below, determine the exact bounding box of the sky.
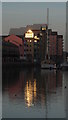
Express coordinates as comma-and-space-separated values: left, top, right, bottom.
1, 0, 67, 2
2, 2, 66, 49
2, 2, 66, 34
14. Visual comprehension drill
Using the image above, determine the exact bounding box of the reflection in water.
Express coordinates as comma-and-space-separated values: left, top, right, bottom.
24, 79, 36, 107
34, 79, 36, 97
2, 68, 66, 118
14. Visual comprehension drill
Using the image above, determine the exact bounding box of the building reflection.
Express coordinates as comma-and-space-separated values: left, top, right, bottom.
24, 79, 36, 107
3, 68, 63, 107
34, 79, 36, 97
41, 70, 62, 93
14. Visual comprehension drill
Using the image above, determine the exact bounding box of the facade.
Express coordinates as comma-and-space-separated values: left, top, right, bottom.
2, 40, 20, 63
48, 31, 57, 63
66, 2, 68, 62
57, 35, 63, 56
4, 34, 24, 59
48, 30, 63, 64
57, 35, 63, 64
24, 27, 47, 63
2, 23, 64, 65
66, 1, 68, 53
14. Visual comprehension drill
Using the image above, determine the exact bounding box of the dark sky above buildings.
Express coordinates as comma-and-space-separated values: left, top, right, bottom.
2, 2, 66, 50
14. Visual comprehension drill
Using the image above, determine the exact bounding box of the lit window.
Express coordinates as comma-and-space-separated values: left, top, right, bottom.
25, 30, 34, 38
42, 28, 46, 31
27, 40, 29, 42
30, 40, 32, 42
40, 33, 42, 36
34, 40, 37, 43
34, 36, 39, 40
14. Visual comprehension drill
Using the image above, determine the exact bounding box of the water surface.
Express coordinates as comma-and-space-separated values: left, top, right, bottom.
2, 67, 66, 118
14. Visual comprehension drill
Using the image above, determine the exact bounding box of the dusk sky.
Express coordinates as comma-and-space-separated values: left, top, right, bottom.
2, 2, 66, 49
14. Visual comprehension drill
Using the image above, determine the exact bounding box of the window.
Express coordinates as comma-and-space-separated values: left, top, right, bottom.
37, 33, 40, 37
52, 48, 54, 54
20, 44, 22, 46
34, 54, 36, 57
34, 49, 36, 52
53, 37, 54, 40
24, 49, 26, 51
34, 40, 37, 43
24, 54, 26, 57
24, 42, 26, 45
30, 40, 32, 42
27, 40, 29, 42
52, 42, 55, 45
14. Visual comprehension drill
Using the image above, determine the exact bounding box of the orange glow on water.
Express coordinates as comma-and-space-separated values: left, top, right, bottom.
34, 79, 36, 97
24, 79, 37, 107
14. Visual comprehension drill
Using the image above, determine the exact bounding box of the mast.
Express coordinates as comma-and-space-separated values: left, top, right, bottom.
47, 8, 49, 61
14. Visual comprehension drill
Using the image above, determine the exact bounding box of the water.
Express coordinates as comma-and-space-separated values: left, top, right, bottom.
2, 67, 67, 118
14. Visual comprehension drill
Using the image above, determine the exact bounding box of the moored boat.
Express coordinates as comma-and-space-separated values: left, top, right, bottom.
41, 61, 56, 69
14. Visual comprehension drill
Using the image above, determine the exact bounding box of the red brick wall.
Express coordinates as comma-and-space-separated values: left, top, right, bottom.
4, 34, 24, 57
49, 35, 57, 56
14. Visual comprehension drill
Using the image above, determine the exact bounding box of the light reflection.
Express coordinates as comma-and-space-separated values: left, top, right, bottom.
24, 79, 37, 107
34, 79, 36, 97
34, 40, 37, 42
3, 68, 65, 118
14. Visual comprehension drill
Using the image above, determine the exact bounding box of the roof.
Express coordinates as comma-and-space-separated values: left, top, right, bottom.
57, 35, 63, 38
51, 32, 57, 35
4, 34, 23, 46
26, 24, 47, 32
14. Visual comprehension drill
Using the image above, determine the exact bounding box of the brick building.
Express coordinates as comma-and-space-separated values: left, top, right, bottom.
48, 29, 63, 64
48, 30, 57, 63
2, 40, 20, 63
4, 34, 24, 60
24, 27, 47, 63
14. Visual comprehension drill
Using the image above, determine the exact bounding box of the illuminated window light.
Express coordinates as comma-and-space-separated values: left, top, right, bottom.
30, 40, 32, 42
40, 33, 42, 36
27, 40, 29, 42
34, 36, 39, 40
34, 40, 37, 43
25, 29, 34, 38
42, 28, 46, 31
